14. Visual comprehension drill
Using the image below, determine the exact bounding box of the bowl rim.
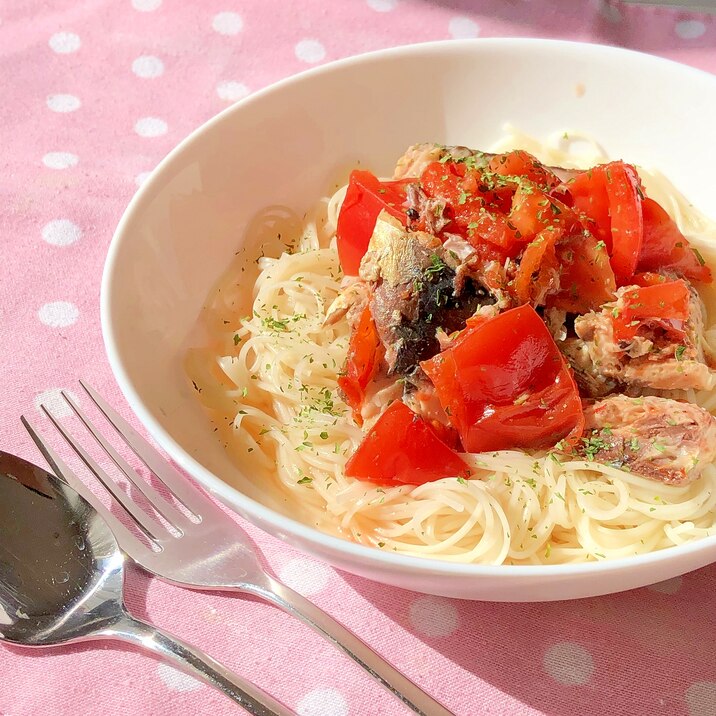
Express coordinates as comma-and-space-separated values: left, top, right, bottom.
101, 36, 716, 579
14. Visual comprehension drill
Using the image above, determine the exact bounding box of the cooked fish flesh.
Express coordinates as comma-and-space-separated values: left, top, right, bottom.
581, 395, 716, 484
393, 143, 479, 179
361, 214, 494, 375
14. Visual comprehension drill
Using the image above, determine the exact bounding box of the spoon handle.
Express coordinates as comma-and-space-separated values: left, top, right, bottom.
103, 613, 295, 716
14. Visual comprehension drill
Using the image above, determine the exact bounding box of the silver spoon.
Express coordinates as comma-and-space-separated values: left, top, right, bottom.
0, 451, 294, 716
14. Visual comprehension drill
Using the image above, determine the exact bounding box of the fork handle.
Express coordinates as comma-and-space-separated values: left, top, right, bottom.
103, 612, 295, 716
250, 576, 454, 716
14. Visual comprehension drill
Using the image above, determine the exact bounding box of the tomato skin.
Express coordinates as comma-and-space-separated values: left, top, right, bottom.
468, 210, 522, 253
336, 171, 410, 275
420, 161, 476, 216
568, 167, 612, 248
509, 187, 580, 243
547, 230, 616, 313
421, 305, 583, 453
611, 279, 691, 342
607, 163, 643, 283
420, 162, 514, 236
338, 307, 382, 424
637, 198, 712, 283
488, 150, 560, 190
513, 227, 561, 306
509, 189, 617, 312
344, 401, 471, 486
567, 161, 643, 284
632, 271, 668, 287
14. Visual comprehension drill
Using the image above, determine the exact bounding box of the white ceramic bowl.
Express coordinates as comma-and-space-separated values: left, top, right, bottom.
102, 39, 716, 601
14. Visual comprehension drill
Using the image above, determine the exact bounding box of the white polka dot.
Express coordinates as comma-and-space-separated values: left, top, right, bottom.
367, 0, 398, 11
47, 94, 80, 113
157, 663, 202, 692
647, 575, 683, 595
676, 20, 706, 40
297, 688, 348, 716
212, 12, 243, 35
42, 219, 81, 246
132, 0, 162, 11
42, 152, 78, 170
216, 81, 249, 102
49, 32, 80, 54
295, 39, 326, 64
132, 55, 164, 78
38, 301, 79, 328
278, 559, 331, 596
34, 389, 80, 418
135, 171, 152, 187
448, 16, 480, 39
686, 682, 716, 716
134, 117, 168, 137
408, 596, 458, 638
543, 642, 594, 686
597, 0, 622, 23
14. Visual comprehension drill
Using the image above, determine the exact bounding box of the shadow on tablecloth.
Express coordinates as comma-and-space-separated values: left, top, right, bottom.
344, 563, 716, 716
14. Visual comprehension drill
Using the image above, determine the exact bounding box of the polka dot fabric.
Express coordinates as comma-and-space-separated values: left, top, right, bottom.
1, 1, 716, 714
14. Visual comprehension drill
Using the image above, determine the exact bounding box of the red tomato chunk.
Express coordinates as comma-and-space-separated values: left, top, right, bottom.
337, 307, 382, 425
611, 279, 691, 342
336, 171, 410, 275
421, 305, 584, 453
344, 401, 471, 486
568, 161, 644, 284
638, 198, 712, 283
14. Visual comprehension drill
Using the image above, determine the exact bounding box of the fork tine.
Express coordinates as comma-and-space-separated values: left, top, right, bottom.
61, 391, 190, 532
21, 415, 154, 556
40, 403, 169, 542
80, 381, 206, 518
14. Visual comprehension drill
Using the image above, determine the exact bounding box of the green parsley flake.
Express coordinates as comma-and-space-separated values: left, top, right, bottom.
425, 254, 447, 277
297, 476, 313, 485
262, 316, 288, 332
582, 436, 607, 461
692, 247, 707, 266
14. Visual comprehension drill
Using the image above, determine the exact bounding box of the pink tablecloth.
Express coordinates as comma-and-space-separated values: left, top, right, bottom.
2, 1, 716, 715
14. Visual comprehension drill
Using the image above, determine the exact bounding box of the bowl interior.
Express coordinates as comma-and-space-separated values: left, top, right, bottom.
103, 39, 716, 596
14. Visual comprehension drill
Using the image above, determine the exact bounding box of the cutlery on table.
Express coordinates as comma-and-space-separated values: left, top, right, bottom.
23, 380, 454, 716
0, 451, 293, 716
620, 0, 716, 11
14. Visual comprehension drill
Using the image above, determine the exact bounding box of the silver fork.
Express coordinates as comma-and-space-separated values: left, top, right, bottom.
22, 381, 453, 716
619, 0, 716, 11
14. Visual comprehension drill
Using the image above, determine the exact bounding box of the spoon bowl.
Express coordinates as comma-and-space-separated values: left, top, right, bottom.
0, 451, 125, 647
0, 451, 292, 715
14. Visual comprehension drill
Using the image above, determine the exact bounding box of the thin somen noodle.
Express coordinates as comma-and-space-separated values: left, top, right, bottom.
186, 129, 716, 565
